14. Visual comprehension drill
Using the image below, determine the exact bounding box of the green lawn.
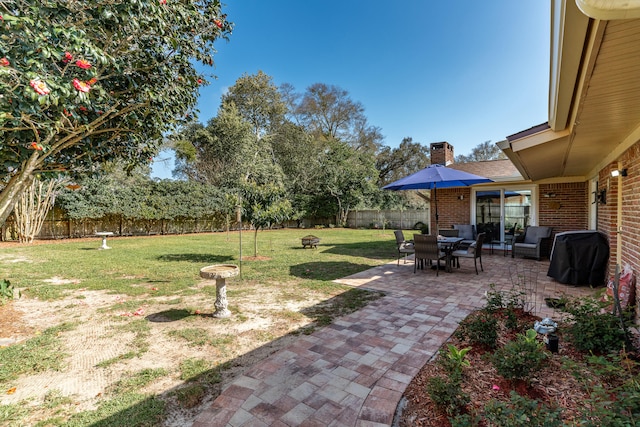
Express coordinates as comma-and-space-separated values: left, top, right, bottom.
1, 228, 398, 299
0, 228, 400, 426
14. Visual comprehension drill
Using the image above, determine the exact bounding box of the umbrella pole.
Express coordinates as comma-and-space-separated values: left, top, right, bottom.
434, 184, 438, 235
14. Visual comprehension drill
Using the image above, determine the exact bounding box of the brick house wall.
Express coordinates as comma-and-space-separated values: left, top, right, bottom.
537, 182, 589, 233
431, 188, 471, 231
600, 141, 640, 311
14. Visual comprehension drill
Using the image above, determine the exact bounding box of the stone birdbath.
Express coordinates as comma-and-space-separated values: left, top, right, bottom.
95, 231, 114, 250
199, 264, 239, 318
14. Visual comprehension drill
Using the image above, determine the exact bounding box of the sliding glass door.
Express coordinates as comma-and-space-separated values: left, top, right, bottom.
474, 188, 532, 244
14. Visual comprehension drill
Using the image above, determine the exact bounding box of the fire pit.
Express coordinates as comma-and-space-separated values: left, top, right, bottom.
199, 264, 239, 318
301, 235, 320, 249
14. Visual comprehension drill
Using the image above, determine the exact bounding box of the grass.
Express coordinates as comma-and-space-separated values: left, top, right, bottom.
2, 229, 395, 295
0, 322, 77, 382
0, 228, 398, 426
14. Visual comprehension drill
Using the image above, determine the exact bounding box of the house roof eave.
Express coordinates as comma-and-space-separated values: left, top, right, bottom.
549, 0, 591, 132
576, 0, 640, 19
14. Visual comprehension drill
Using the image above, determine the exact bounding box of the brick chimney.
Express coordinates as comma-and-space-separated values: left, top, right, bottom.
430, 142, 454, 166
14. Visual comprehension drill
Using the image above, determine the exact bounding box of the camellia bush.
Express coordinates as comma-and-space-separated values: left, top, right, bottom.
0, 0, 233, 225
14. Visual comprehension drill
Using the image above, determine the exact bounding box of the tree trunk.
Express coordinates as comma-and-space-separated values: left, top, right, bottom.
253, 227, 259, 257
0, 154, 40, 227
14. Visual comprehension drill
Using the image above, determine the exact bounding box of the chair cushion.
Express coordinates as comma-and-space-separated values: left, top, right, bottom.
514, 243, 537, 250
524, 227, 550, 244
452, 249, 473, 257
453, 224, 475, 240
399, 242, 414, 252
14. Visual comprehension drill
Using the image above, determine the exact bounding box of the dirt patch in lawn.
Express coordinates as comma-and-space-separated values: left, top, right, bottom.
0, 265, 378, 426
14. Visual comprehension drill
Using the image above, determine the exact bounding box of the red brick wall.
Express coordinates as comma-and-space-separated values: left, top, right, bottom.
538, 182, 589, 233
596, 141, 640, 315
430, 142, 454, 166
430, 188, 471, 232
434, 184, 589, 235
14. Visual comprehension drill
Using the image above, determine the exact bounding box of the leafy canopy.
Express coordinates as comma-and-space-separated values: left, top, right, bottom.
0, 0, 232, 223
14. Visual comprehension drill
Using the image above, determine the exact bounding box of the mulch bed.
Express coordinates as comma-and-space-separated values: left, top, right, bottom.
397, 308, 637, 426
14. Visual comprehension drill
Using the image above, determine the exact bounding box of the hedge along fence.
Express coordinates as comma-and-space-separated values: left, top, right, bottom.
0, 208, 431, 241
1, 207, 230, 241
346, 209, 430, 230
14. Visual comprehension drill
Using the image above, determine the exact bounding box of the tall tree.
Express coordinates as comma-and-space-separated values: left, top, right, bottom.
0, 0, 232, 225
320, 138, 378, 226
173, 102, 284, 187
221, 71, 287, 139
455, 140, 506, 163
295, 83, 382, 152
376, 137, 431, 186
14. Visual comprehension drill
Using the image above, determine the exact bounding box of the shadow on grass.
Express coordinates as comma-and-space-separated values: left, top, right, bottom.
147, 309, 226, 323
71, 284, 387, 426
290, 261, 380, 281
320, 240, 396, 260
156, 253, 233, 264
146, 309, 193, 323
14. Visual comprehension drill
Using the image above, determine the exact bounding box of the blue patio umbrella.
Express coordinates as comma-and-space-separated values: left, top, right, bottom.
382, 164, 493, 233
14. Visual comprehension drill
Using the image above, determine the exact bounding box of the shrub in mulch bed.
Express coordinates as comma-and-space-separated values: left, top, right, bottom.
398, 295, 640, 427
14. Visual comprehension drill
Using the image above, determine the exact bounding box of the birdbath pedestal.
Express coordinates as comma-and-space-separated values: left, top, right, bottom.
199, 264, 239, 318
95, 232, 114, 250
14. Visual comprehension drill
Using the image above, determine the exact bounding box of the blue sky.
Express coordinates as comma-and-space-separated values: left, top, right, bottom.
151, 1, 550, 178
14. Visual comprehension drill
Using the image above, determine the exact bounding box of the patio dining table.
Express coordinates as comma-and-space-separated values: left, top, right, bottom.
437, 236, 464, 272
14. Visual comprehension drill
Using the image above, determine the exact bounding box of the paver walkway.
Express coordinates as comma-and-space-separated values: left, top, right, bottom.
193, 253, 597, 427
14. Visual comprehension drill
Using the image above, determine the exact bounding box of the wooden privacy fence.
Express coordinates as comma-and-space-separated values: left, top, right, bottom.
346, 209, 430, 230
1, 216, 227, 241
1, 209, 430, 241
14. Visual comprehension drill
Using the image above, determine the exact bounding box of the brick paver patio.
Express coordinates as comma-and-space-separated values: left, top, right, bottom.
193, 251, 598, 427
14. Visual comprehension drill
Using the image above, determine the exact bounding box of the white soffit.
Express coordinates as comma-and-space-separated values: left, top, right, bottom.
576, 0, 640, 19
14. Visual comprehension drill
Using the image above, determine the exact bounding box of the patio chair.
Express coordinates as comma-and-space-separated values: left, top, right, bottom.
451, 232, 486, 274
512, 226, 553, 260
395, 230, 414, 265
453, 224, 476, 249
413, 234, 446, 276
438, 229, 460, 237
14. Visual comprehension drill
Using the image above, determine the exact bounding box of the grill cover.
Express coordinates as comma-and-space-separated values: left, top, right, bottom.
547, 231, 609, 286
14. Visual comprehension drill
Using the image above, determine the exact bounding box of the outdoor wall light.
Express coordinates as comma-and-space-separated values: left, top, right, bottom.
458, 195, 464, 200
543, 192, 556, 198
611, 168, 628, 177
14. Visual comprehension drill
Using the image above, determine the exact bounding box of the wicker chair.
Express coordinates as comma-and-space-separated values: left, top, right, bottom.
453, 224, 476, 249
512, 226, 553, 260
394, 230, 414, 265
413, 234, 446, 276
451, 232, 486, 274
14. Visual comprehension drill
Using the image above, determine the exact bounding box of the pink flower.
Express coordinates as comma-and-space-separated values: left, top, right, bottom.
62, 52, 73, 63
30, 79, 50, 95
75, 59, 91, 69
160, 0, 166, 4
0, 57, 9, 67
72, 78, 90, 93
492, 384, 500, 391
